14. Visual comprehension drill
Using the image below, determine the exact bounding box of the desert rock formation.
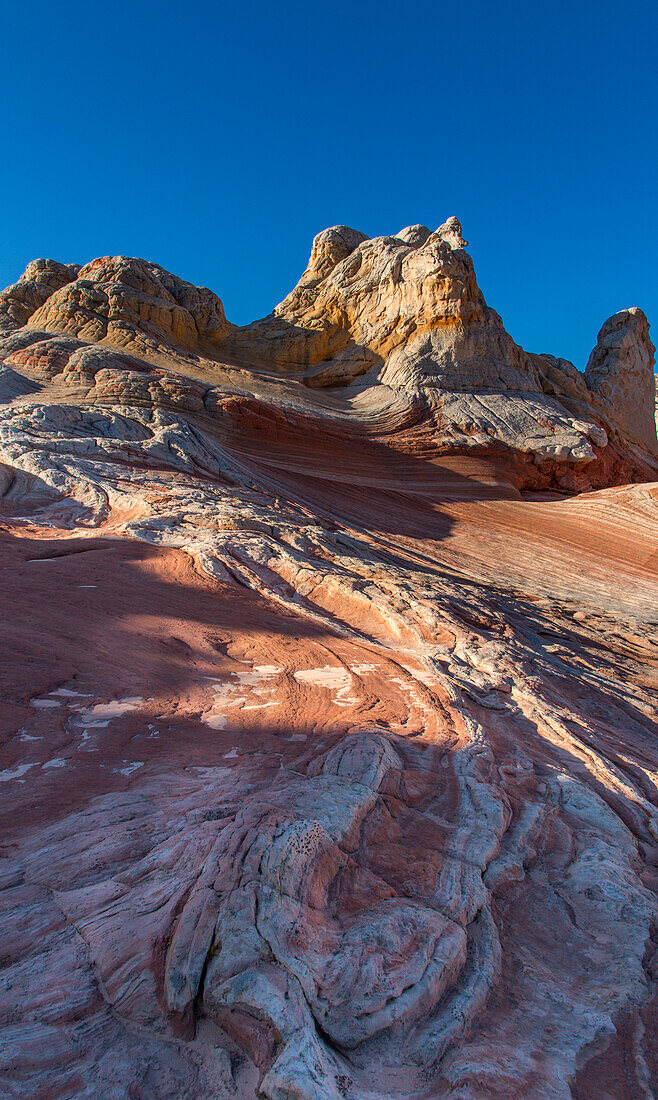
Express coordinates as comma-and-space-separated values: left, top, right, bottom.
0, 220, 656, 1100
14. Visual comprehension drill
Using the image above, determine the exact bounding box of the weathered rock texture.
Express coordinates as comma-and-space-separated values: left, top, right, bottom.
28, 255, 232, 361
0, 259, 80, 333
0, 220, 657, 1100
585, 307, 657, 450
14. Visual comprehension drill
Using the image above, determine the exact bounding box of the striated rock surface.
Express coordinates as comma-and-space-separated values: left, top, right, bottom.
0, 220, 657, 1100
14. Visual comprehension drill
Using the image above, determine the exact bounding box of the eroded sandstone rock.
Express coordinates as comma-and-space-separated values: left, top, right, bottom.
0, 222, 656, 1099
585, 307, 657, 451
2, 219, 655, 487
220, 219, 656, 484
0, 258, 80, 333
28, 255, 232, 360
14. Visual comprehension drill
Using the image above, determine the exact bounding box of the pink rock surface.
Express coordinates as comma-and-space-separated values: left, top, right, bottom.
0, 223, 656, 1098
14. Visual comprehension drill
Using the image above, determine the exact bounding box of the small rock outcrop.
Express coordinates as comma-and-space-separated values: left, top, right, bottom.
299, 224, 369, 283
585, 307, 657, 451
0, 257, 80, 332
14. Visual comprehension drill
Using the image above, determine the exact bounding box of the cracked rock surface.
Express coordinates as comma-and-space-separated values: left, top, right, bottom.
0, 220, 657, 1099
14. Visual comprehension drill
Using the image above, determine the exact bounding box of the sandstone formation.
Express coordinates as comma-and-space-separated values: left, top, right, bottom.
27, 255, 231, 361
0, 258, 80, 333
584, 307, 657, 450
0, 220, 656, 1100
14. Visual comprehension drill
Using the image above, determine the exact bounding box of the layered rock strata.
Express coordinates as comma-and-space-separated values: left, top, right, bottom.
0, 220, 656, 1100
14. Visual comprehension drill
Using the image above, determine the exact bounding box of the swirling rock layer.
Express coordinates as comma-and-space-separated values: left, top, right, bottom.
0, 221, 656, 1099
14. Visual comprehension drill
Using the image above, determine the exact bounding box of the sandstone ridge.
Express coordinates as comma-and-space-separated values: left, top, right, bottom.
1, 218, 656, 496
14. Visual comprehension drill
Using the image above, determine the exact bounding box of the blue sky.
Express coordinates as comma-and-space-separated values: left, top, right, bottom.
1, 0, 656, 368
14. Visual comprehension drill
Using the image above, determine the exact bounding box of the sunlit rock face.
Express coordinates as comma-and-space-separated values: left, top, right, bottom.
24, 255, 232, 361
0, 221, 657, 1100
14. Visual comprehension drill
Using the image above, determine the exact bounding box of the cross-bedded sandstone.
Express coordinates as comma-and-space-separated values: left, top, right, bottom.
0, 221, 656, 1099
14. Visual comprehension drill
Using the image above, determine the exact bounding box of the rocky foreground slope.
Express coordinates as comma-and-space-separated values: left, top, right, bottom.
0, 220, 657, 1100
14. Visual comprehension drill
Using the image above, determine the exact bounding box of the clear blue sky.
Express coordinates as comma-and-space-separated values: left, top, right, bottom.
2, 0, 656, 368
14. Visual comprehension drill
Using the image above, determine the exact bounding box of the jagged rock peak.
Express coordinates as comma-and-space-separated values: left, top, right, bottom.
435, 215, 469, 249
391, 218, 467, 250
585, 306, 657, 451
272, 215, 482, 361
298, 216, 468, 289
